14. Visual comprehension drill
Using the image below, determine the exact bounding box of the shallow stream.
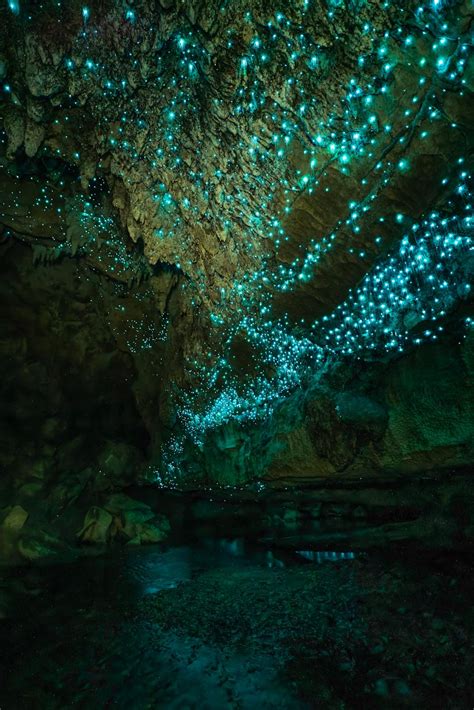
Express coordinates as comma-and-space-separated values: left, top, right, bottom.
1, 539, 472, 708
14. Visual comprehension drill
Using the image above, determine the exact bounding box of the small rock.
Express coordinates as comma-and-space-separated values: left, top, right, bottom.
374, 679, 390, 697
394, 680, 411, 696
2, 505, 29, 532
18, 530, 63, 561
18, 482, 43, 498
371, 644, 384, 654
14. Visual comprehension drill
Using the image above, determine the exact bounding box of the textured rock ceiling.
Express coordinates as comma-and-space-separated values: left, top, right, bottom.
0, 0, 473, 480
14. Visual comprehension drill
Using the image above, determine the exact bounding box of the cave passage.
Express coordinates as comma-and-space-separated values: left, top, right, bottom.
0, 0, 473, 707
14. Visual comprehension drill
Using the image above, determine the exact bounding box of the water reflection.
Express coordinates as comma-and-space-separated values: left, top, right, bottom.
296, 550, 355, 562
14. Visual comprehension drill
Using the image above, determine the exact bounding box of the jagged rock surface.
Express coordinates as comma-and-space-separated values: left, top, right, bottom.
0, 0, 473, 552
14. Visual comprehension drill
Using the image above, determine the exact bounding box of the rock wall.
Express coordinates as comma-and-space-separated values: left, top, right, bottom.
0, 0, 472, 546
181, 322, 473, 487
0, 237, 471, 559
269, 329, 474, 483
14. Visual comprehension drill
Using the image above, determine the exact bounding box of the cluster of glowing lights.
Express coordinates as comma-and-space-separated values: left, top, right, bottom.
2, 0, 473, 479
180, 203, 472, 446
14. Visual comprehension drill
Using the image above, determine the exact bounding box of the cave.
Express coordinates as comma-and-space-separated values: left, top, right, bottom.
0, 0, 473, 707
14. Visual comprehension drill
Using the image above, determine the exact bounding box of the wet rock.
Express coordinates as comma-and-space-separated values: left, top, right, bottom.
77, 507, 113, 544
94, 441, 142, 491
280, 508, 301, 529
24, 119, 45, 158
126, 523, 168, 545
17, 482, 43, 498
82, 494, 173, 545
371, 643, 385, 654
0, 0, 472, 561
18, 530, 66, 561
41, 417, 66, 442
55, 436, 91, 474
374, 679, 390, 697
48, 468, 92, 510
394, 680, 411, 696
2, 505, 29, 532
107, 494, 170, 544
335, 393, 388, 432
4, 107, 25, 158
103, 493, 154, 516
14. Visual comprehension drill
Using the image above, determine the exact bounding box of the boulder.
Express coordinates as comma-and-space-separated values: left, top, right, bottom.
77, 506, 113, 544
17, 482, 43, 498
103, 493, 170, 544
126, 524, 168, 545
2, 505, 29, 533
103, 493, 154, 516
93, 442, 142, 491
18, 530, 65, 561
48, 468, 92, 510
76, 497, 170, 546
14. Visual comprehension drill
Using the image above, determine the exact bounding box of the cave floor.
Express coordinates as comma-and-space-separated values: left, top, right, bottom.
1, 541, 473, 709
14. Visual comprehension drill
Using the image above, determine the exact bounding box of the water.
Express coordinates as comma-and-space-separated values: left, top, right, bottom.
296, 550, 356, 562
0, 541, 473, 708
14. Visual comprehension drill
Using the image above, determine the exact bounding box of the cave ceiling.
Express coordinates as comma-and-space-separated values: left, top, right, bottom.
0, 0, 473, 477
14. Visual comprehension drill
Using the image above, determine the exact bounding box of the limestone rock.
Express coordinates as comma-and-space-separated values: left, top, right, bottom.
0, 0, 472, 514
126, 524, 168, 545
17, 482, 43, 498
103, 494, 170, 544
18, 530, 69, 561
24, 119, 45, 158
94, 441, 142, 491
103, 493, 154, 516
77, 506, 113, 544
48, 469, 92, 510
4, 108, 25, 158
2, 505, 28, 533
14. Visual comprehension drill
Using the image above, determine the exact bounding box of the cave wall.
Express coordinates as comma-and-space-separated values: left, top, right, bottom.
0, 0, 472, 511
268, 329, 474, 483
0, 211, 472, 562
3, 235, 470, 499
0, 238, 160, 505
189, 323, 473, 487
